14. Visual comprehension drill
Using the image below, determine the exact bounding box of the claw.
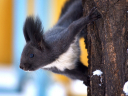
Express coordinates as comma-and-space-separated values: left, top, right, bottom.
89, 7, 97, 15
88, 7, 102, 22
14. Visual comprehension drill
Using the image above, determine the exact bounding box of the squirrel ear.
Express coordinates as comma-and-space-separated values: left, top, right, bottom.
23, 19, 31, 42
23, 16, 47, 50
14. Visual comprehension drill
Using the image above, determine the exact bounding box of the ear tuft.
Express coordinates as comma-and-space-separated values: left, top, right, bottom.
23, 16, 44, 43
23, 16, 47, 50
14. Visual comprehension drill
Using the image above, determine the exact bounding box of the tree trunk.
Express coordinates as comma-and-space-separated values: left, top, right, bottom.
82, 0, 128, 96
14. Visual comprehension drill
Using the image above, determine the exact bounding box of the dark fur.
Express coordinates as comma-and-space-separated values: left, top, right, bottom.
20, 0, 101, 86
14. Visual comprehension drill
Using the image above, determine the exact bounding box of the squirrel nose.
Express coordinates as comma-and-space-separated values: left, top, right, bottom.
20, 64, 24, 70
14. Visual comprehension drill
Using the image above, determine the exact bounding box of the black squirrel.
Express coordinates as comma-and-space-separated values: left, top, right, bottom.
20, 0, 101, 86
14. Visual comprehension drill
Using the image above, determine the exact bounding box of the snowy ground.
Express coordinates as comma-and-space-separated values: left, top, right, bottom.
0, 66, 87, 96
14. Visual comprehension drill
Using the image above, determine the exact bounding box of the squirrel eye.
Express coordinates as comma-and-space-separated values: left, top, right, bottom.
30, 54, 34, 58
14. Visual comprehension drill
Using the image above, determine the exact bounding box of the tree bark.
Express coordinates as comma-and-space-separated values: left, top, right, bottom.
82, 0, 128, 96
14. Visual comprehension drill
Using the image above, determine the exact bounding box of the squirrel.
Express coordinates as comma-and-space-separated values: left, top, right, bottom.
20, 0, 101, 86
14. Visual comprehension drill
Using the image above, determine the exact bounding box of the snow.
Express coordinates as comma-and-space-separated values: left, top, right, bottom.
47, 83, 66, 96
93, 70, 103, 86
0, 67, 18, 89
70, 80, 87, 95
93, 70, 103, 76
123, 81, 128, 95
0, 80, 37, 96
0, 66, 37, 96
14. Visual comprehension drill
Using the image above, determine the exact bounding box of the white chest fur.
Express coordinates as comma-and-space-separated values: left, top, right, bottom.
42, 38, 80, 71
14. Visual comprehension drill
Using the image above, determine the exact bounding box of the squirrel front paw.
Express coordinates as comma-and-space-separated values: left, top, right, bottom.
88, 7, 102, 22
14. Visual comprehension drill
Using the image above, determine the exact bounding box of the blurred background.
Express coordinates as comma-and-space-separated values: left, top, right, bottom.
0, 0, 88, 96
